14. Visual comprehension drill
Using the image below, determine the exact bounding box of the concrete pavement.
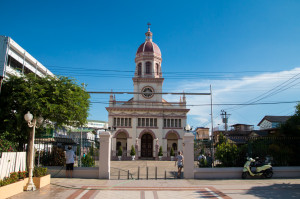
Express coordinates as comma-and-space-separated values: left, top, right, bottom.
9, 178, 300, 199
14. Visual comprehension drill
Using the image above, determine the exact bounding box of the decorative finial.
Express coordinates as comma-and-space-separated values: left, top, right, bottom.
145, 22, 153, 41
147, 22, 151, 30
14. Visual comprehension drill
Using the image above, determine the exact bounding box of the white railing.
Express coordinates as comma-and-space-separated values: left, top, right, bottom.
0, 152, 26, 180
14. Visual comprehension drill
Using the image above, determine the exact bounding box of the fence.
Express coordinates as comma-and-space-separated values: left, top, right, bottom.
194, 136, 300, 168
0, 152, 26, 180
34, 137, 100, 168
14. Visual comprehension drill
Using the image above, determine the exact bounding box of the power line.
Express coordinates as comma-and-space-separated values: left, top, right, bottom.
88, 91, 211, 95
90, 100, 299, 106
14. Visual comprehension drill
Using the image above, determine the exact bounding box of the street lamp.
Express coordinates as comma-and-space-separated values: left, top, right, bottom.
184, 124, 192, 132
24, 111, 43, 191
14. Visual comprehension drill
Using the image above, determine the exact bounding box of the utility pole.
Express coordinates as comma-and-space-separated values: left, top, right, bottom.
210, 85, 214, 168
220, 110, 230, 133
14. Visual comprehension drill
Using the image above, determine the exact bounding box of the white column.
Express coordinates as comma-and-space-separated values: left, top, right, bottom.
183, 132, 194, 179
99, 131, 111, 179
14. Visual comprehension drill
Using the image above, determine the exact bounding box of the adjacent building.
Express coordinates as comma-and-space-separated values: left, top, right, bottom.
195, 127, 209, 141
0, 36, 54, 90
257, 115, 291, 130
106, 26, 189, 159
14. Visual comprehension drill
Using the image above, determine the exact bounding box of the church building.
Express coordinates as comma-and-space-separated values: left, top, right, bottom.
106, 26, 190, 159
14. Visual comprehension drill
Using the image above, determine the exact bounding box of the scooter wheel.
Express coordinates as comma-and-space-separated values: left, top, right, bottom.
264, 170, 273, 179
242, 172, 248, 179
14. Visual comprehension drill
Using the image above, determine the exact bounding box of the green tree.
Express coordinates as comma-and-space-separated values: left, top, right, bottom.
217, 133, 227, 146
280, 103, 300, 136
0, 74, 90, 150
215, 142, 239, 167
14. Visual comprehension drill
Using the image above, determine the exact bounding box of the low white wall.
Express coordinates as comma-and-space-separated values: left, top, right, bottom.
47, 166, 300, 179
194, 167, 300, 179
47, 166, 98, 179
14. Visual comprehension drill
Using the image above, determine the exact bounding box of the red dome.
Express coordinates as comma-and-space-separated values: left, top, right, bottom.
136, 41, 161, 56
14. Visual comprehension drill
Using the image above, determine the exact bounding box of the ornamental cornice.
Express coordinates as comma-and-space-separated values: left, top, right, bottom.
108, 113, 187, 118
132, 77, 164, 83
106, 107, 190, 113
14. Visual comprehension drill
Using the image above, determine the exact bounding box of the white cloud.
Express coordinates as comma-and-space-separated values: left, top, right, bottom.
164, 67, 300, 130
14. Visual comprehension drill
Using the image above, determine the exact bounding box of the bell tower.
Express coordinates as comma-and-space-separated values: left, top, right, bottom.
133, 24, 164, 103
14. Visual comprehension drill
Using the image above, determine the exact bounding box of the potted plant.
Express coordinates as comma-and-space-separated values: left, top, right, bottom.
117, 146, 123, 161
130, 145, 136, 160
33, 167, 51, 189
170, 147, 175, 161
158, 146, 163, 160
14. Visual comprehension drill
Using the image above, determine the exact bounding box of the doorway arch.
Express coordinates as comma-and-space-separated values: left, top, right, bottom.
141, 133, 153, 158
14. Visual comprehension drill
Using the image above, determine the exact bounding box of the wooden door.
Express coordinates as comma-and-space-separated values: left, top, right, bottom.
141, 134, 153, 157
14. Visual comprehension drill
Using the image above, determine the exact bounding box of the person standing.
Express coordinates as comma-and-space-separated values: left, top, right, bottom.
65, 145, 75, 178
175, 151, 184, 178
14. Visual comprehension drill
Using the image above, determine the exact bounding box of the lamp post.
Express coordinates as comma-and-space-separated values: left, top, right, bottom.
24, 111, 43, 191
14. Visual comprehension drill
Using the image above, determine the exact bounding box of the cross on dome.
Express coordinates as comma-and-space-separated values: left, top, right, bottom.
145, 22, 153, 41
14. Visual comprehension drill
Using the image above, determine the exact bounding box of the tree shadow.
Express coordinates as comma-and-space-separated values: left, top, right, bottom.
245, 183, 300, 199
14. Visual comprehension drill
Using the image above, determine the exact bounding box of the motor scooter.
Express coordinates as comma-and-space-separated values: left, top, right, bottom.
242, 157, 273, 179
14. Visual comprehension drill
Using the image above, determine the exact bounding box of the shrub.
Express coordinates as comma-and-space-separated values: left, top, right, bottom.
130, 145, 136, 156
39, 147, 66, 166
0, 133, 16, 152
215, 142, 239, 167
158, 146, 163, 156
170, 147, 175, 156
117, 146, 123, 156
18, 171, 28, 179
81, 154, 95, 167
33, 167, 47, 177
0, 172, 21, 187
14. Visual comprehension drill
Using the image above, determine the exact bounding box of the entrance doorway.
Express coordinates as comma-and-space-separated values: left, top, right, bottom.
141, 133, 153, 158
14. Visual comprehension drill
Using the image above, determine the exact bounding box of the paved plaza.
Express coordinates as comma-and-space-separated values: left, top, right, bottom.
9, 178, 300, 199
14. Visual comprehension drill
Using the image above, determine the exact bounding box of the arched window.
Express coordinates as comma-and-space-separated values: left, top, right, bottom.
146, 62, 151, 74
156, 63, 159, 75
138, 63, 142, 76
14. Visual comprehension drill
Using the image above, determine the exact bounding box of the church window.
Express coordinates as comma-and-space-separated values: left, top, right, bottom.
113, 117, 132, 127
156, 63, 159, 75
146, 62, 151, 74
138, 63, 142, 76
137, 118, 158, 127
163, 118, 182, 128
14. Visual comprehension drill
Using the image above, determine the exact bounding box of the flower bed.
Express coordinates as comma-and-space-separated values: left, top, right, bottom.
0, 179, 25, 199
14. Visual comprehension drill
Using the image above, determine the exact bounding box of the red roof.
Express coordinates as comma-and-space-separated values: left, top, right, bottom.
136, 41, 161, 56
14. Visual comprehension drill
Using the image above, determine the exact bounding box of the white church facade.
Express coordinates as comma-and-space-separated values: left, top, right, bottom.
106, 26, 189, 159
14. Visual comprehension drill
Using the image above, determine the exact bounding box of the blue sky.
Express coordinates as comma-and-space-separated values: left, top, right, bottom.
1, 0, 300, 130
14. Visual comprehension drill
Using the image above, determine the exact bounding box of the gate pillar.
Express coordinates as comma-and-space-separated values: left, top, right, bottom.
183, 133, 194, 179
99, 131, 111, 179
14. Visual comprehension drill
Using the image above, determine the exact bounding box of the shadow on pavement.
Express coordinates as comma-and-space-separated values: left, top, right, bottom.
245, 183, 300, 199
